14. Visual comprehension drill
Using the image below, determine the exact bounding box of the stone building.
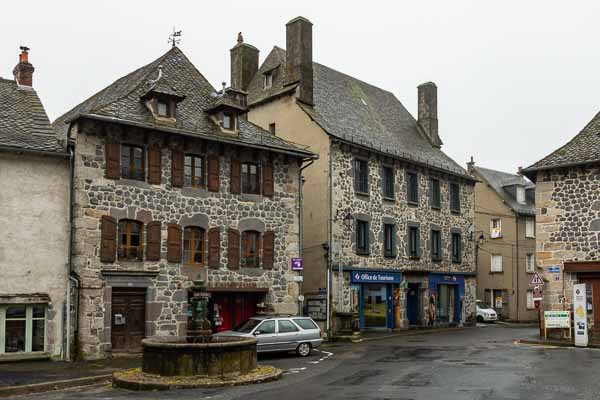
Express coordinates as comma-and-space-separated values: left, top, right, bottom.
468, 162, 537, 322
53, 46, 315, 359
522, 111, 600, 336
0, 48, 70, 360
240, 17, 477, 333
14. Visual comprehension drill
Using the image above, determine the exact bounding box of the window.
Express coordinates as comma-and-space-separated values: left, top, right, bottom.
526, 291, 534, 309
382, 166, 394, 199
383, 223, 396, 258
451, 232, 462, 263
491, 254, 503, 272
183, 227, 205, 265
430, 178, 441, 209
490, 219, 502, 239
263, 72, 273, 89
222, 113, 235, 130
450, 183, 461, 213
118, 220, 143, 260
121, 144, 145, 181
354, 159, 369, 194
293, 318, 319, 330
356, 220, 369, 255
278, 320, 299, 333
517, 186, 526, 204
526, 253, 535, 273
256, 320, 275, 334
269, 123, 276, 135
157, 100, 169, 117
241, 162, 260, 194
242, 230, 260, 267
1, 305, 46, 354
184, 155, 204, 188
431, 229, 442, 261
407, 172, 419, 204
525, 217, 535, 238
408, 225, 420, 259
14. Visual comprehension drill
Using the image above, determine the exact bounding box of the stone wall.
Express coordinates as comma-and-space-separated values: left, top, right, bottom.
71, 120, 301, 359
536, 165, 600, 310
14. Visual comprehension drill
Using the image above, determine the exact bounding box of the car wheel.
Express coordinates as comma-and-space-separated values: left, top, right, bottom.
296, 342, 311, 357
476, 316, 484, 323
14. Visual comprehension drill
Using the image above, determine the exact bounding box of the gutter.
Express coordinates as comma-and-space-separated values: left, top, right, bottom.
0, 145, 69, 158
522, 159, 600, 181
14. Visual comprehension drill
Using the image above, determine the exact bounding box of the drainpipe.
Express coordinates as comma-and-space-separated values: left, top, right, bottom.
65, 142, 80, 361
298, 157, 314, 316
326, 141, 333, 339
515, 215, 520, 322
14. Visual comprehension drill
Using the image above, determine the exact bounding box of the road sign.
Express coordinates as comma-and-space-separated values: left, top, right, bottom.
291, 258, 304, 271
529, 272, 544, 286
533, 286, 543, 301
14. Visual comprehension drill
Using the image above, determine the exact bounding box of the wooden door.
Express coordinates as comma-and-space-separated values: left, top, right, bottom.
111, 288, 146, 352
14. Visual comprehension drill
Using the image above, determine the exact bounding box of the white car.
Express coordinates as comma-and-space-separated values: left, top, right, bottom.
476, 300, 498, 322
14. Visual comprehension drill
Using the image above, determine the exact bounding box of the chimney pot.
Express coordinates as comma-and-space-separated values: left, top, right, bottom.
13, 46, 34, 87
467, 156, 475, 174
417, 82, 441, 147
285, 16, 313, 105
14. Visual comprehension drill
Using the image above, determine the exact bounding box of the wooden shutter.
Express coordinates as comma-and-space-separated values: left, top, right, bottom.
148, 146, 162, 185
208, 227, 220, 268
230, 159, 241, 194
171, 150, 184, 188
167, 224, 182, 262
146, 221, 162, 261
228, 228, 240, 269
207, 156, 220, 192
263, 161, 274, 197
105, 142, 120, 179
262, 230, 275, 269
100, 215, 117, 262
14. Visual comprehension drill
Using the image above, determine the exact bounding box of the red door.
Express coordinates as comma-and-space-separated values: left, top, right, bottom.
212, 293, 261, 332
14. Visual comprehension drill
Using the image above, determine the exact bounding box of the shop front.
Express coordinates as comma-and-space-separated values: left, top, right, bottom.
429, 273, 466, 325
203, 289, 268, 333
351, 270, 402, 330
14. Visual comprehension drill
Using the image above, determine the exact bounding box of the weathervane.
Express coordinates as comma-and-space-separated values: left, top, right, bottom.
168, 27, 182, 48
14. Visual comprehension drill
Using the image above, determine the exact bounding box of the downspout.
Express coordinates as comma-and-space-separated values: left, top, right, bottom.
327, 141, 333, 339
515, 214, 520, 322
298, 157, 314, 315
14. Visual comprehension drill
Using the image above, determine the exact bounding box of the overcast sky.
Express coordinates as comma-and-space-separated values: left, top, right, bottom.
1, 1, 599, 173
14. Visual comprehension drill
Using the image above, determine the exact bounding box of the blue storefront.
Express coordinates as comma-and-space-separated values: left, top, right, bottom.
351, 270, 402, 329
428, 272, 467, 325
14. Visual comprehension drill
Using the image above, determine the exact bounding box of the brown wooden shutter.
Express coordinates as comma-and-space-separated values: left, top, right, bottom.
263, 161, 274, 197
100, 215, 117, 262
262, 230, 275, 269
167, 224, 182, 262
171, 150, 184, 188
230, 159, 241, 194
105, 142, 120, 179
208, 227, 220, 268
146, 221, 162, 261
228, 228, 240, 269
148, 146, 162, 185
207, 156, 220, 192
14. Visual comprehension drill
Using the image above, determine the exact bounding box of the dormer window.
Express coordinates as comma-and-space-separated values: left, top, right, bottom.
517, 186, 526, 204
222, 113, 236, 130
263, 72, 273, 89
157, 100, 169, 117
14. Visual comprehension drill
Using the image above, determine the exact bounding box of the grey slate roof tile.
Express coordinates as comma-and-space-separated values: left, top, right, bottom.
473, 166, 535, 216
247, 47, 471, 179
0, 78, 63, 153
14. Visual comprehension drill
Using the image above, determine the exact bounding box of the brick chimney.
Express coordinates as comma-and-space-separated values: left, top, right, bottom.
230, 32, 259, 92
13, 46, 34, 87
285, 16, 313, 105
417, 82, 442, 147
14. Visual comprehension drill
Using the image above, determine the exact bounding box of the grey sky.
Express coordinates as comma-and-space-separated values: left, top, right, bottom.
2, 1, 598, 173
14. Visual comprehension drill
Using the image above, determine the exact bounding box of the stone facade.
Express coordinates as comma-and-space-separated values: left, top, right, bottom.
71, 119, 302, 359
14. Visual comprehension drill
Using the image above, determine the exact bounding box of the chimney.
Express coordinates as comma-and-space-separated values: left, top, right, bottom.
13, 46, 34, 87
285, 16, 313, 105
467, 156, 475, 174
230, 32, 259, 92
417, 82, 442, 147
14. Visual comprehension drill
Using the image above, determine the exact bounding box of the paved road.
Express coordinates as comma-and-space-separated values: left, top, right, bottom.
15, 324, 600, 399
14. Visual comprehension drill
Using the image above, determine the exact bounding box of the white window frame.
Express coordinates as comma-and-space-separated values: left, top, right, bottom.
490, 218, 502, 239
491, 254, 503, 272
526, 253, 535, 273
525, 217, 535, 238
0, 304, 47, 355
516, 186, 526, 204
526, 291, 534, 309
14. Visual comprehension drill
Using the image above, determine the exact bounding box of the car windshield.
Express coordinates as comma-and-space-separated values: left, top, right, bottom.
477, 301, 491, 309
233, 318, 261, 333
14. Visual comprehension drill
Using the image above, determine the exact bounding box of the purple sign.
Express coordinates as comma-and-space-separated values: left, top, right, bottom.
291, 258, 304, 271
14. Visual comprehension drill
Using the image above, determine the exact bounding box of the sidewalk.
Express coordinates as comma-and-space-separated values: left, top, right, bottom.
0, 356, 140, 397
331, 325, 472, 343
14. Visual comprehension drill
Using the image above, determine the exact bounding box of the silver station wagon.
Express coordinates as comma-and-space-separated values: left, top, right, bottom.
215, 315, 323, 357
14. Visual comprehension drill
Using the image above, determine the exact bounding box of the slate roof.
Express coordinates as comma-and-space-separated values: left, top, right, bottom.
53, 47, 314, 158
0, 78, 63, 153
522, 110, 600, 176
473, 166, 535, 216
246, 47, 471, 179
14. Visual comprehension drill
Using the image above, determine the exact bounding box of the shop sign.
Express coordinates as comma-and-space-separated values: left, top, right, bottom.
352, 271, 402, 284
291, 258, 304, 271
573, 284, 588, 347
544, 311, 569, 329
547, 266, 561, 273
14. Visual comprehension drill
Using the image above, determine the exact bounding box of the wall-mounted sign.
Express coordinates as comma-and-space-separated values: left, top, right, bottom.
293, 275, 304, 282
548, 266, 561, 273
495, 297, 503, 309
351, 271, 402, 284
291, 258, 304, 271
544, 311, 569, 329
574, 283, 588, 347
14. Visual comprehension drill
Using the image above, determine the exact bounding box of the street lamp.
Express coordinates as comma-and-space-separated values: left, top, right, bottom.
342, 212, 354, 231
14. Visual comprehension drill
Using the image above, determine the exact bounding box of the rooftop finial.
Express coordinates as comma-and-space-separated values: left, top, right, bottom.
168, 27, 182, 48
237, 32, 243, 44
221, 82, 227, 93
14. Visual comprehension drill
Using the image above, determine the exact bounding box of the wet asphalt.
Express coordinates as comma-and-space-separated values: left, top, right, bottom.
12, 324, 600, 400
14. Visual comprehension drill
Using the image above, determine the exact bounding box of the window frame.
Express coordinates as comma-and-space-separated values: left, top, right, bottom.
269, 123, 276, 135
430, 228, 442, 261
120, 144, 145, 181
241, 230, 261, 268
408, 225, 420, 259
430, 178, 441, 209
383, 223, 396, 258
183, 226, 206, 266
526, 253, 535, 273
241, 162, 261, 195
118, 219, 144, 261
525, 217, 535, 238
491, 254, 503, 272
354, 158, 369, 195
222, 113, 236, 130
449, 182, 461, 213
407, 171, 419, 205
157, 100, 169, 117
451, 232, 462, 263
382, 166, 395, 199
0, 304, 47, 354
355, 220, 370, 255
184, 154, 205, 188
517, 186, 526, 204
277, 319, 299, 333
263, 72, 273, 89
490, 218, 502, 239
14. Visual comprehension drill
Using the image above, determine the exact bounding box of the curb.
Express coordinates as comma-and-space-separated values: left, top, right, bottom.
516, 339, 600, 349
0, 374, 112, 398
333, 326, 472, 343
